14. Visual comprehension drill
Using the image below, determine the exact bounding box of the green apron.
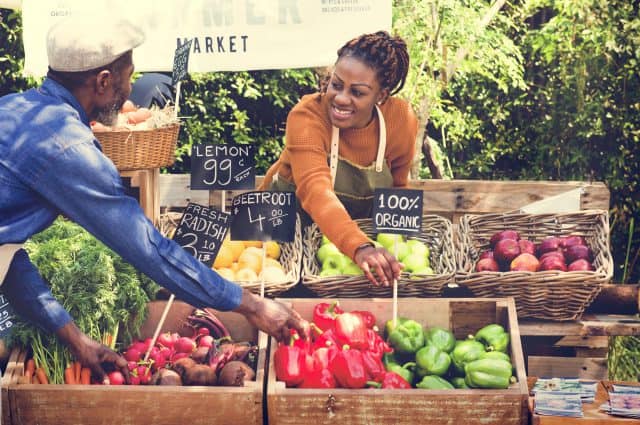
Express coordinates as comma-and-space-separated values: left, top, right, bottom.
270, 105, 393, 224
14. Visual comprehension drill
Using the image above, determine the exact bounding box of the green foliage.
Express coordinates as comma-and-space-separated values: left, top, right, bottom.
0, 8, 38, 95
169, 68, 317, 174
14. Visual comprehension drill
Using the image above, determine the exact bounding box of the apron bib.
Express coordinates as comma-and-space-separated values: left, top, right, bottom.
0, 244, 23, 285
270, 105, 393, 222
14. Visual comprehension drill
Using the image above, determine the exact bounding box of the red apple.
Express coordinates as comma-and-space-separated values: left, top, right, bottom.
475, 258, 500, 272
561, 235, 587, 249
567, 259, 595, 271
539, 250, 566, 264
494, 239, 521, 264
537, 237, 563, 256
510, 253, 540, 272
564, 244, 592, 263
518, 239, 536, 255
479, 250, 494, 260
539, 256, 567, 272
490, 230, 520, 248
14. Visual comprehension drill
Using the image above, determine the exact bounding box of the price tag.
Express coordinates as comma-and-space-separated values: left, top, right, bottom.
172, 203, 230, 267
0, 294, 15, 339
230, 191, 296, 242
190, 143, 256, 190
172, 39, 193, 86
372, 188, 423, 235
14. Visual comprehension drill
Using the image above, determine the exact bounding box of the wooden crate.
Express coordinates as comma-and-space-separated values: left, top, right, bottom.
3, 300, 267, 425
267, 297, 529, 425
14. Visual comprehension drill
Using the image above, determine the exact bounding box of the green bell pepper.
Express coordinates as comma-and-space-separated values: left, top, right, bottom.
451, 376, 470, 389
416, 375, 454, 390
479, 350, 511, 363
383, 352, 416, 384
451, 339, 486, 375
415, 345, 451, 377
464, 358, 515, 389
424, 326, 456, 353
474, 324, 510, 353
385, 318, 425, 354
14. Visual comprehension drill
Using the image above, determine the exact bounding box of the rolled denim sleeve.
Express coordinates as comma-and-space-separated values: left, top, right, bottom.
2, 250, 73, 333
26, 139, 243, 312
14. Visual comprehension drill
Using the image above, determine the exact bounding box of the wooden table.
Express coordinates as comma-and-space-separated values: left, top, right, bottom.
528, 378, 640, 424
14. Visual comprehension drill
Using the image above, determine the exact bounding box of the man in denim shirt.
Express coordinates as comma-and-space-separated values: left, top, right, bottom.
0, 16, 308, 383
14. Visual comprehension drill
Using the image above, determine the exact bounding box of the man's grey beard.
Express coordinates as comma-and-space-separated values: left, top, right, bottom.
95, 103, 120, 127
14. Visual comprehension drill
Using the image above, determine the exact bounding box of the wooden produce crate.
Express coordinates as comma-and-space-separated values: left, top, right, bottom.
267, 297, 529, 425
3, 300, 267, 425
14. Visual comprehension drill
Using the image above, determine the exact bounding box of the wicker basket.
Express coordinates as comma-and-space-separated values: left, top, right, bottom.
94, 123, 180, 170
301, 215, 456, 297
456, 210, 613, 321
159, 211, 302, 297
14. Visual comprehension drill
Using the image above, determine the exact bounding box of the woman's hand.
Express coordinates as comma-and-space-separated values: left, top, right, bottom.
354, 244, 403, 286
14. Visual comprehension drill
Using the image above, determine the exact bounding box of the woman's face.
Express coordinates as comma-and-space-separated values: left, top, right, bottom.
325, 56, 387, 129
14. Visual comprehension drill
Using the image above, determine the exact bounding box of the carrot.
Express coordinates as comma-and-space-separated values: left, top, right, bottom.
64, 366, 76, 384
24, 358, 36, 379
80, 367, 92, 385
73, 361, 82, 384
35, 367, 49, 385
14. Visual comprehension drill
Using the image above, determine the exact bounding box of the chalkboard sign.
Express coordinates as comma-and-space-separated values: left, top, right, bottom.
372, 188, 423, 235
172, 203, 230, 267
0, 294, 15, 339
190, 143, 256, 190
172, 38, 193, 86
230, 191, 296, 242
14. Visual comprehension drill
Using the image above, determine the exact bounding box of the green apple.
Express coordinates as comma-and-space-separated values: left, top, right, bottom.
412, 266, 434, 275
342, 261, 364, 276
316, 243, 340, 264
321, 234, 331, 246
376, 233, 404, 251
320, 267, 341, 277
407, 239, 430, 259
394, 241, 410, 261
323, 253, 350, 271
402, 252, 429, 273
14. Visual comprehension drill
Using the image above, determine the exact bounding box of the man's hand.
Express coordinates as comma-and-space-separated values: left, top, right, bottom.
234, 289, 309, 342
354, 245, 403, 286
56, 321, 129, 384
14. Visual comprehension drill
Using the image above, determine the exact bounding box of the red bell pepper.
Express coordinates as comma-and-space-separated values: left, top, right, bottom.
367, 371, 412, 389
361, 349, 385, 380
299, 368, 337, 389
312, 328, 339, 351
290, 329, 311, 353
274, 337, 306, 387
312, 346, 338, 371
352, 310, 377, 329
366, 328, 393, 357
335, 312, 368, 350
329, 345, 368, 389
313, 301, 344, 331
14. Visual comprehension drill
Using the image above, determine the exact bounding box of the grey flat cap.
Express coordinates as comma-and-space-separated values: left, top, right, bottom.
47, 15, 145, 72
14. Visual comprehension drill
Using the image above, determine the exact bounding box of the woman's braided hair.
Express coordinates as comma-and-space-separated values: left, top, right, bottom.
320, 31, 410, 100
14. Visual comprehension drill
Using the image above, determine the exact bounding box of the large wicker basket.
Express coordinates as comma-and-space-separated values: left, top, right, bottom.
160, 211, 302, 297
94, 123, 180, 171
302, 215, 456, 297
456, 210, 613, 321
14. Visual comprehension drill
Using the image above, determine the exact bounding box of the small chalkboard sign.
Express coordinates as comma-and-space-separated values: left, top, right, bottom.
172, 39, 193, 86
191, 143, 256, 190
372, 188, 423, 235
0, 294, 15, 339
172, 203, 230, 267
230, 191, 296, 242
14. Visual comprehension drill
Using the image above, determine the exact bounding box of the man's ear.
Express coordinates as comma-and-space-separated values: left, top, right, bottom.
95, 70, 112, 94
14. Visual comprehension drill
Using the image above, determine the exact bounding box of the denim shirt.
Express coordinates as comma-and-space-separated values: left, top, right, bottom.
0, 78, 242, 333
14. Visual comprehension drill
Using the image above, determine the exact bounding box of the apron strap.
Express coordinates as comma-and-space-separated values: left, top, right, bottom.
330, 104, 387, 186
0, 243, 23, 286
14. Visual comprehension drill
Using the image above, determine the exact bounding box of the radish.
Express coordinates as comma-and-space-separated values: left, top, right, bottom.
124, 348, 142, 362
175, 336, 196, 353
198, 335, 214, 348
157, 332, 177, 349
137, 365, 152, 385
107, 371, 125, 385
198, 327, 210, 336
127, 361, 138, 371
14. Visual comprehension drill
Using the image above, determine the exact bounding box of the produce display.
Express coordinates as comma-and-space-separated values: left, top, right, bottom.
475, 230, 595, 273
90, 100, 177, 132
212, 238, 288, 283
316, 233, 434, 277
273, 301, 517, 390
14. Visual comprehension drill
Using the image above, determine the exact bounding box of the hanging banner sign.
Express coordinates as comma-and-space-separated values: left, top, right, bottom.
172, 38, 193, 86
230, 191, 296, 242
172, 203, 230, 267
21, 0, 391, 76
191, 143, 256, 190
372, 188, 423, 235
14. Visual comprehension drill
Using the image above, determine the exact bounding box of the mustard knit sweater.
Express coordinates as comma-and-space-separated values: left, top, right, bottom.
261, 92, 418, 260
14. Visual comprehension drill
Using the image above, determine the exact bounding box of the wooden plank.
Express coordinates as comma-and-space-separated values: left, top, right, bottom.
528, 356, 608, 380
158, 173, 209, 209
519, 315, 640, 337
587, 284, 639, 314
554, 336, 609, 349
268, 298, 528, 425
529, 379, 640, 425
